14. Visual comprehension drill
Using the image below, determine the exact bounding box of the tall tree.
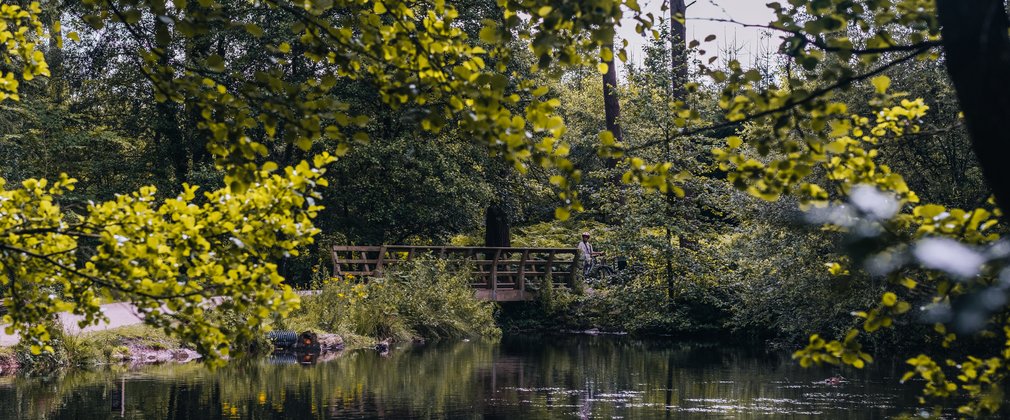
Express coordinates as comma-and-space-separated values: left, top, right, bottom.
152, 14, 187, 183
601, 39, 623, 148
485, 204, 511, 247
666, 1, 688, 303
935, 0, 1010, 212
670, 0, 687, 98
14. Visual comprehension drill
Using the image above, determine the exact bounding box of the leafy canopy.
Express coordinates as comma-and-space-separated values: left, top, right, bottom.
0, 0, 653, 364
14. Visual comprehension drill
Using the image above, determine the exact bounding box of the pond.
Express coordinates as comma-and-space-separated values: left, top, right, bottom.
0, 335, 937, 419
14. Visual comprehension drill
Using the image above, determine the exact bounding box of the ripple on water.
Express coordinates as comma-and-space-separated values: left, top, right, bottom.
669, 403, 826, 416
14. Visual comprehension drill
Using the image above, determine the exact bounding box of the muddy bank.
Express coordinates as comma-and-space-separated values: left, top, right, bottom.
0, 328, 348, 376
112, 343, 202, 366
0, 352, 18, 376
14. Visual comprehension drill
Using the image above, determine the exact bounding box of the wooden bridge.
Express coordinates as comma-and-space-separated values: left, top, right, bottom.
330, 245, 578, 301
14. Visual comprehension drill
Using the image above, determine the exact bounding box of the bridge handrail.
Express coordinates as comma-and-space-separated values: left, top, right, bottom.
330, 245, 578, 301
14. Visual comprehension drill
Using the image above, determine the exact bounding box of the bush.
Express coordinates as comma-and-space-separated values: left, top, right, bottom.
293, 259, 501, 341
14, 323, 102, 372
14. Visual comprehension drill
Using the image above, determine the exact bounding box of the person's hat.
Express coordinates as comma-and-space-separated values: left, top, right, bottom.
582, 232, 590, 237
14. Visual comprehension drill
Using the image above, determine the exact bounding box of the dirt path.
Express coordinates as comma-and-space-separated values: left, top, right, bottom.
0, 302, 147, 347
0, 291, 320, 347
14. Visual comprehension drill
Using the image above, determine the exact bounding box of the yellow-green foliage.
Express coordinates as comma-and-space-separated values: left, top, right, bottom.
450, 220, 611, 248
0, 2, 52, 102
512, 221, 611, 248
13, 324, 183, 371
0, 0, 652, 367
293, 260, 500, 341
1, 159, 334, 365
4, 0, 1010, 415
82, 325, 180, 354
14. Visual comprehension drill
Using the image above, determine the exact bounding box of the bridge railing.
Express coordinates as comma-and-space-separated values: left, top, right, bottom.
330, 245, 578, 301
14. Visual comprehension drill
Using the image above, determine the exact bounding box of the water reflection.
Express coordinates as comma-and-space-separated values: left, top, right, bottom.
0, 335, 934, 419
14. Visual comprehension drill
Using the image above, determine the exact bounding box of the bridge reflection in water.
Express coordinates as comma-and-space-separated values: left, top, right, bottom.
330, 245, 578, 301
0, 336, 937, 419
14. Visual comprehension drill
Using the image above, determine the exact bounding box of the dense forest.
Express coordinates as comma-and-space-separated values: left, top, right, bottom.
3, 0, 1010, 415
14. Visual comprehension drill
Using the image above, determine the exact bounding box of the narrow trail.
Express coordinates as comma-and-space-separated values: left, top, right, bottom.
0, 302, 146, 347
0, 291, 320, 347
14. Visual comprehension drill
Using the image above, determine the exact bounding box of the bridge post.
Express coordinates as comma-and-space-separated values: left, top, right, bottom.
517, 250, 529, 294
546, 250, 555, 284
375, 245, 387, 276
360, 249, 371, 273
330, 246, 340, 277
489, 248, 501, 300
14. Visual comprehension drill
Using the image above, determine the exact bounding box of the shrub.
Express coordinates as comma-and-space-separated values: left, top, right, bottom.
294, 259, 500, 341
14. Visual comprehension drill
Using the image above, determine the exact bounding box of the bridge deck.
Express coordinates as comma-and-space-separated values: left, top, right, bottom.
331, 245, 578, 301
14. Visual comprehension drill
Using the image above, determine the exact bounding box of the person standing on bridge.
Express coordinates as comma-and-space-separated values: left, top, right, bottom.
577, 232, 602, 275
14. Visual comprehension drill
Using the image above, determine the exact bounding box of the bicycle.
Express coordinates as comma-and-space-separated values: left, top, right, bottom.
584, 255, 616, 285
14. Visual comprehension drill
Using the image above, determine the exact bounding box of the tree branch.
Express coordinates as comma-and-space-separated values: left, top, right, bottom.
627, 45, 935, 152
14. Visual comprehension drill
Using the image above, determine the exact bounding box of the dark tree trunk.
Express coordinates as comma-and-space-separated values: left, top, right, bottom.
184, 3, 213, 168
670, 0, 688, 98
41, 9, 65, 105
936, 1, 1010, 215
667, 1, 689, 304
485, 204, 511, 247
602, 41, 624, 149
153, 16, 187, 184
602, 38, 625, 218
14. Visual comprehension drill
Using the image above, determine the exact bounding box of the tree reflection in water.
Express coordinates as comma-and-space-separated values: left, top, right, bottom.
0, 335, 938, 419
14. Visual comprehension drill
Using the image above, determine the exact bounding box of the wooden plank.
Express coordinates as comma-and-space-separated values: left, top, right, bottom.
474, 289, 533, 302
330, 259, 377, 264
360, 250, 371, 274
331, 246, 341, 276
517, 250, 529, 292
545, 250, 555, 278
489, 249, 501, 294
375, 245, 387, 276
331, 246, 383, 252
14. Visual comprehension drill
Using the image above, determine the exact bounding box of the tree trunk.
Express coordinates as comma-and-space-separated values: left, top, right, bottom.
153, 15, 187, 184
184, 3, 213, 168
602, 40, 624, 149
602, 38, 625, 218
936, 1, 1010, 214
667, 0, 688, 305
41, 8, 65, 105
670, 0, 688, 98
485, 204, 511, 247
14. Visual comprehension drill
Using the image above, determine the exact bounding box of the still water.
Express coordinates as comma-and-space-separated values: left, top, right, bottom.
0, 335, 932, 419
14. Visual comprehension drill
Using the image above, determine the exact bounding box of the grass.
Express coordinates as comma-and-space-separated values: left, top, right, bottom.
8, 324, 186, 372
285, 259, 501, 344
83, 324, 179, 350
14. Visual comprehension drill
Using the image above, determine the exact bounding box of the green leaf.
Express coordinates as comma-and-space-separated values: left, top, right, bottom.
554, 207, 570, 221
599, 130, 615, 145
123, 9, 142, 24
882, 292, 897, 307
244, 24, 264, 38
479, 25, 499, 44
871, 75, 891, 94
205, 54, 225, 72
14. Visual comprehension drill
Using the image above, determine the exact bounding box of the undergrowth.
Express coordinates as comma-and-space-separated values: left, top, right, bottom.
288, 259, 501, 342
